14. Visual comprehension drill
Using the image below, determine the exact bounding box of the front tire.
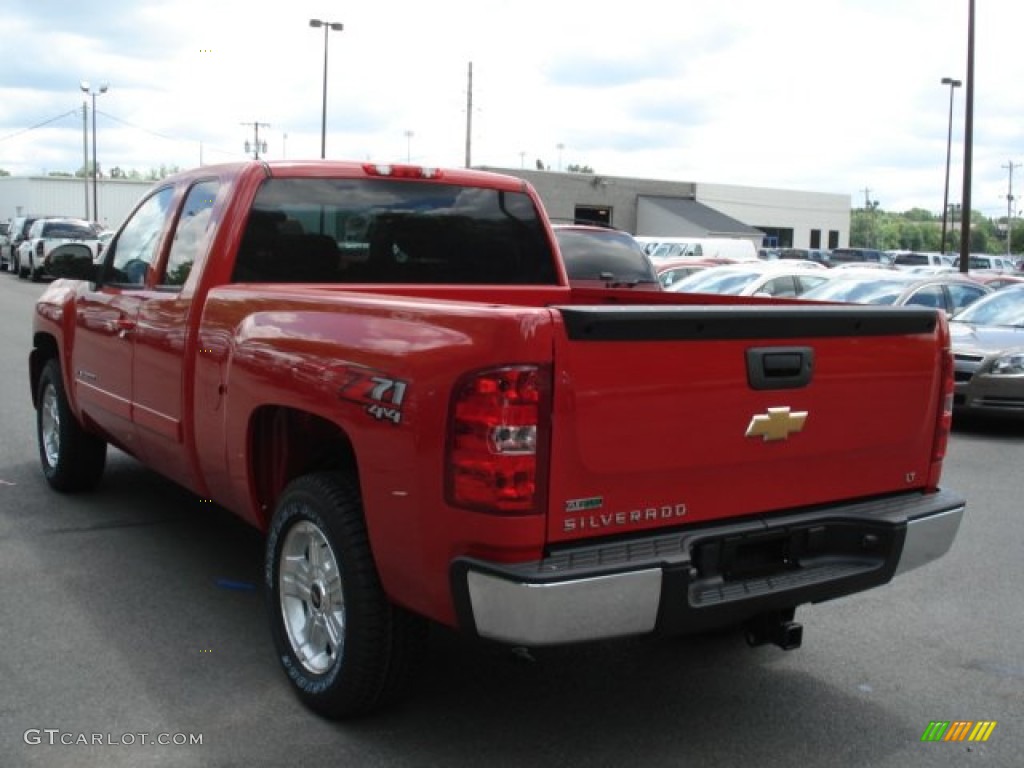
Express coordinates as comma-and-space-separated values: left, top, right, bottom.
36, 358, 107, 491
265, 472, 427, 719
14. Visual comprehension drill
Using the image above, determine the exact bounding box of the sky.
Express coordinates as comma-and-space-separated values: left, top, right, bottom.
1, 0, 1022, 217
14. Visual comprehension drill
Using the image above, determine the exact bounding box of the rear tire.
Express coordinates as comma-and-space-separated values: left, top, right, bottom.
265, 472, 427, 719
36, 358, 107, 491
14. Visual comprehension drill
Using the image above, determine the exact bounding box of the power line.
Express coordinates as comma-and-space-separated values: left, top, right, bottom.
0, 109, 80, 143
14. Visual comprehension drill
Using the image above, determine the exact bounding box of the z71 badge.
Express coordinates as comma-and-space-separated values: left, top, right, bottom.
335, 365, 408, 425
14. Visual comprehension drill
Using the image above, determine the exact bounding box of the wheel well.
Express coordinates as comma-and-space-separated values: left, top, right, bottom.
248, 406, 359, 528
30, 333, 60, 409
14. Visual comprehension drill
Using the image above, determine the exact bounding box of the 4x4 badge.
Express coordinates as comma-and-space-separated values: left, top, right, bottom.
745, 407, 808, 442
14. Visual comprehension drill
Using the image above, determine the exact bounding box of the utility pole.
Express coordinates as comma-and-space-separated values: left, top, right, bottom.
465, 61, 473, 168
241, 121, 270, 159
1003, 160, 1021, 256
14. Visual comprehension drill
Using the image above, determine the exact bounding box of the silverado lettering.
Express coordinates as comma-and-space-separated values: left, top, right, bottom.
30, 160, 965, 720
563, 504, 688, 532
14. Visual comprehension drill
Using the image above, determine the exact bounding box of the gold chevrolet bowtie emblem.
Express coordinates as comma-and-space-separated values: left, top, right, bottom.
745, 407, 808, 442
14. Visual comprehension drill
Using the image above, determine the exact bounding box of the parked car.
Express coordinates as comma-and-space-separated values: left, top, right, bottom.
655, 258, 729, 288
891, 252, 953, 270
18, 217, 103, 281
952, 254, 1018, 273
778, 248, 830, 266
648, 237, 758, 262
666, 263, 831, 298
800, 271, 991, 316
828, 247, 891, 266
4, 214, 46, 275
949, 284, 1024, 417
970, 274, 1024, 290
552, 224, 660, 289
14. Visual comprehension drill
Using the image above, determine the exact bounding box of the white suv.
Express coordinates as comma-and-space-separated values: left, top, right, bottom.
18, 217, 102, 281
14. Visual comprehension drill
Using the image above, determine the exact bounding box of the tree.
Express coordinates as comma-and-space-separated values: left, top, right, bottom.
109, 166, 126, 179
901, 208, 935, 222
0, 168, 10, 177
146, 164, 181, 181
47, 171, 74, 177
75, 162, 102, 178
565, 164, 594, 174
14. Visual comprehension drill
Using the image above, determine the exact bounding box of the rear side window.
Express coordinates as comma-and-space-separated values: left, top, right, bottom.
232, 178, 558, 285
41, 221, 97, 239
894, 253, 928, 266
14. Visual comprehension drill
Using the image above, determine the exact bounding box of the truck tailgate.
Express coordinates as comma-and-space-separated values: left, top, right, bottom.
546, 304, 944, 544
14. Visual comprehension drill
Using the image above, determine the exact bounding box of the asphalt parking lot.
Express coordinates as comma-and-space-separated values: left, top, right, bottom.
1, 274, 1022, 768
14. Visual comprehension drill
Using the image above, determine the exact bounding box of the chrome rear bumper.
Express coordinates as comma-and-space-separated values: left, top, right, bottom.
454, 489, 965, 646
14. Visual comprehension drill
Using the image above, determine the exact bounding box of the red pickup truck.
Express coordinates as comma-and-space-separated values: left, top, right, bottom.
31, 161, 965, 718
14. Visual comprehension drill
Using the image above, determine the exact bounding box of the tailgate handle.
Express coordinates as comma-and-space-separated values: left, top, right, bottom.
746, 347, 814, 390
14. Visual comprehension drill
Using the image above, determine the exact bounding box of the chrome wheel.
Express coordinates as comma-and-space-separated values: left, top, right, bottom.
279, 518, 346, 675
40, 381, 61, 468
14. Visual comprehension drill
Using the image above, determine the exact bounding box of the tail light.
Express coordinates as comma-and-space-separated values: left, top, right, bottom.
927, 346, 954, 490
446, 365, 551, 514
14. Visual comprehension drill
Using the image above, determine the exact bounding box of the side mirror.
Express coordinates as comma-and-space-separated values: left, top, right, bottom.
46, 243, 99, 281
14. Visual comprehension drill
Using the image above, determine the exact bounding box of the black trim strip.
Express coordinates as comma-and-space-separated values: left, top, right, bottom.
555, 305, 938, 341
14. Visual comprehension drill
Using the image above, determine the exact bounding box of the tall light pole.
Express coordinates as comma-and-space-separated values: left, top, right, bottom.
958, 0, 975, 273
939, 77, 962, 256
309, 19, 344, 159
1003, 160, 1021, 256
404, 130, 414, 162
80, 81, 108, 224
80, 97, 89, 220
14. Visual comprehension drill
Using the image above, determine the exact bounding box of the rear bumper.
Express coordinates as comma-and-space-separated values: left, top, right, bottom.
452, 489, 965, 646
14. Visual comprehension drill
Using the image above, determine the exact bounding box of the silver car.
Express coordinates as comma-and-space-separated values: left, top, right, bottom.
950, 284, 1024, 417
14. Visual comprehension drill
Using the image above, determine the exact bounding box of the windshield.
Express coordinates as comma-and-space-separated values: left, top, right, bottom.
952, 287, 1024, 327
801, 277, 910, 304
43, 221, 99, 239
668, 268, 763, 295
650, 242, 699, 260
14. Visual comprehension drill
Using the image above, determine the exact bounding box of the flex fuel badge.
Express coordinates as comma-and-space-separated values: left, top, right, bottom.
565, 497, 603, 513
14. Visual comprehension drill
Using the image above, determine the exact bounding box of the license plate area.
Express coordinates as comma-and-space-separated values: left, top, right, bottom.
691, 521, 895, 582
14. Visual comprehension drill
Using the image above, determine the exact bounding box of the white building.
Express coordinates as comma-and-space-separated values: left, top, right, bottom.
479, 167, 851, 250
0, 175, 153, 231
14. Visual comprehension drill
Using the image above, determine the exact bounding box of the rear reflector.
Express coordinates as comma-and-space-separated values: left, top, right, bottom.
927, 347, 954, 489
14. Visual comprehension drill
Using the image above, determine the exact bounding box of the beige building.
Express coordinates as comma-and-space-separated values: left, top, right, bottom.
479, 167, 851, 250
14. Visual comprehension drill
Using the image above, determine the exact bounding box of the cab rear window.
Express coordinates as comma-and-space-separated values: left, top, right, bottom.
232, 178, 558, 285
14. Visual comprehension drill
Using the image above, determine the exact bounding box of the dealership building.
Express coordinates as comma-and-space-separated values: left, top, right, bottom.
3, 167, 851, 251
0, 175, 152, 231
480, 167, 851, 250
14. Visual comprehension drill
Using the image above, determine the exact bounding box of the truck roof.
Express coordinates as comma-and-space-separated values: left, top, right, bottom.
164, 160, 533, 193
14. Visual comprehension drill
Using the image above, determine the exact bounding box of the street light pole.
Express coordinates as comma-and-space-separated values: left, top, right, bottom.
81, 98, 89, 220
309, 19, 344, 159
80, 81, 108, 224
404, 130, 414, 162
958, 0, 976, 274
939, 77, 961, 256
